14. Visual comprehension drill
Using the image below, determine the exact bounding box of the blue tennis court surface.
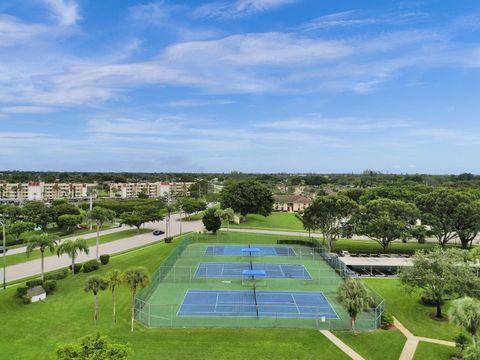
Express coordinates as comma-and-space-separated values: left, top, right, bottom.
205, 245, 296, 256
177, 290, 338, 318
195, 262, 312, 279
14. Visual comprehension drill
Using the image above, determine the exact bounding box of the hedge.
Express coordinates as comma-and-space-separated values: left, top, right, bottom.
45, 268, 69, 281
99, 254, 110, 265
43, 280, 57, 295
83, 259, 100, 273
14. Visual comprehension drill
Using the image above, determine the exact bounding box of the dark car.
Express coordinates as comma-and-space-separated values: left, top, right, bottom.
153, 230, 165, 236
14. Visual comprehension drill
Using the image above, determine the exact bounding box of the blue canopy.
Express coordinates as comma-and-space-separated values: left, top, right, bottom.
242, 269, 266, 277
241, 247, 260, 253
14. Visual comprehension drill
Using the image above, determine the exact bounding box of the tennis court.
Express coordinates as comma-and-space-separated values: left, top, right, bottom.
205, 245, 296, 256
177, 289, 339, 318
195, 262, 312, 279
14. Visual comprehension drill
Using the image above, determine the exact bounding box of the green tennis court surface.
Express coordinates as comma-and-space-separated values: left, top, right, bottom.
135, 234, 383, 330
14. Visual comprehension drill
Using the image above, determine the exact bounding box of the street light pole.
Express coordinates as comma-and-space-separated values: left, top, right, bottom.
1, 219, 6, 289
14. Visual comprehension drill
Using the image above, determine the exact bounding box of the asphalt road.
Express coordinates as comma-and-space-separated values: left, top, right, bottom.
0, 213, 203, 284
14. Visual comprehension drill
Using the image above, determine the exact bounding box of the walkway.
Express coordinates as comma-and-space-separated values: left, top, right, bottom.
394, 318, 455, 360
0, 213, 204, 284
320, 330, 365, 360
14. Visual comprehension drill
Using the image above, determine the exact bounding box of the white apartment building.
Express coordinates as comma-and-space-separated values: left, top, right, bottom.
0, 182, 96, 201
109, 182, 194, 199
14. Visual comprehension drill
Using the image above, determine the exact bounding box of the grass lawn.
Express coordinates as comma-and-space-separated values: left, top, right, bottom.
0, 235, 350, 360
182, 212, 204, 221
335, 329, 406, 360
193, 230, 306, 244
413, 342, 457, 360
364, 279, 463, 341
230, 212, 304, 231
5, 229, 151, 267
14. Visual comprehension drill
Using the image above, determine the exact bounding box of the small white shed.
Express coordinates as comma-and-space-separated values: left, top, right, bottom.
28, 286, 46, 303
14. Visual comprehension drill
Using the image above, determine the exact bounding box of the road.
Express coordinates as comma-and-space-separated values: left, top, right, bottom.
0, 213, 203, 284
223, 228, 480, 246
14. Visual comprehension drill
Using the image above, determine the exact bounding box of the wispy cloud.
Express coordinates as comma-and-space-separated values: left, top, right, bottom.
40, 0, 79, 26
165, 99, 234, 107
0, 15, 48, 46
194, 0, 297, 19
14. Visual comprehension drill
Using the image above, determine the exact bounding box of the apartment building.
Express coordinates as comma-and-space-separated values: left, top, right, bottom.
273, 195, 312, 212
109, 182, 194, 199
0, 182, 96, 201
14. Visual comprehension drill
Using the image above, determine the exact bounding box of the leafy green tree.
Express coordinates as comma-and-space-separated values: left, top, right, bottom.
57, 238, 89, 274
56, 214, 83, 234
86, 207, 115, 259
106, 269, 122, 323
400, 248, 480, 319
178, 197, 206, 218
22, 201, 52, 231
449, 297, 480, 346
120, 206, 164, 232
454, 201, 480, 249
355, 199, 419, 252
303, 195, 358, 251
6, 221, 35, 242
26, 233, 60, 281
0, 204, 23, 222
220, 180, 273, 219
57, 333, 131, 360
203, 208, 222, 234
51, 202, 80, 225
84, 275, 108, 325
123, 267, 150, 331
416, 189, 472, 247
336, 279, 373, 333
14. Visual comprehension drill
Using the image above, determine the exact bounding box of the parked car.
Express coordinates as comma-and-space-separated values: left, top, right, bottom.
339, 250, 351, 257
153, 230, 165, 236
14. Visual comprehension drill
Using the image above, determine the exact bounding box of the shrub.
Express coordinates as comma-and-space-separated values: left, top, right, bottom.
83, 259, 100, 273
454, 333, 468, 352
21, 295, 31, 304
26, 279, 43, 289
164, 236, 173, 244
45, 268, 69, 281
381, 311, 394, 329
16, 286, 28, 298
43, 280, 57, 295
99, 254, 110, 265
72, 263, 82, 274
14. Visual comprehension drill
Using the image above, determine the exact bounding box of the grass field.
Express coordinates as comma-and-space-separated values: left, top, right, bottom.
230, 212, 304, 231
5, 229, 151, 267
412, 342, 456, 360
334, 329, 406, 360
0, 235, 351, 360
364, 279, 463, 341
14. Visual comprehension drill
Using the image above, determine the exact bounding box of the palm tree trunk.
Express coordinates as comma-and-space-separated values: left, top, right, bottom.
112, 290, 116, 323
131, 291, 136, 332
71, 256, 75, 273
96, 223, 100, 259
351, 317, 356, 334
94, 293, 98, 325
436, 302, 442, 319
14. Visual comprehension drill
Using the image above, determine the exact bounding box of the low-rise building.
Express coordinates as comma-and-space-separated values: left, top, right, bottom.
109, 182, 194, 199
0, 182, 96, 201
273, 195, 312, 212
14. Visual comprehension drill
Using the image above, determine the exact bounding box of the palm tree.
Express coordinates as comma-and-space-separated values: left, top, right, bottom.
336, 278, 373, 334
26, 233, 60, 281
106, 269, 122, 323
216, 208, 235, 232
123, 267, 150, 332
86, 207, 115, 259
449, 297, 480, 346
57, 238, 89, 274
84, 275, 108, 325
165, 205, 175, 237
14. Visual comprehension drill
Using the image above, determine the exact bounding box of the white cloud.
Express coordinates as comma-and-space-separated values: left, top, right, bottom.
0, 106, 56, 114
194, 0, 297, 19
0, 15, 47, 46
41, 0, 79, 26
165, 99, 234, 107
256, 114, 415, 131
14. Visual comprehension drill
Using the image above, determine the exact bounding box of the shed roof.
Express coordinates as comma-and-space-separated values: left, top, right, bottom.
339, 256, 412, 267
273, 195, 312, 204
27, 286, 46, 297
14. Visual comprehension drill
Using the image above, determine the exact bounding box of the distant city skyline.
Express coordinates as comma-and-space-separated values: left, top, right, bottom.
1, 0, 480, 173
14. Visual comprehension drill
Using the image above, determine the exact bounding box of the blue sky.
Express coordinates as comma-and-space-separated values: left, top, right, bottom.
1, 0, 480, 173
